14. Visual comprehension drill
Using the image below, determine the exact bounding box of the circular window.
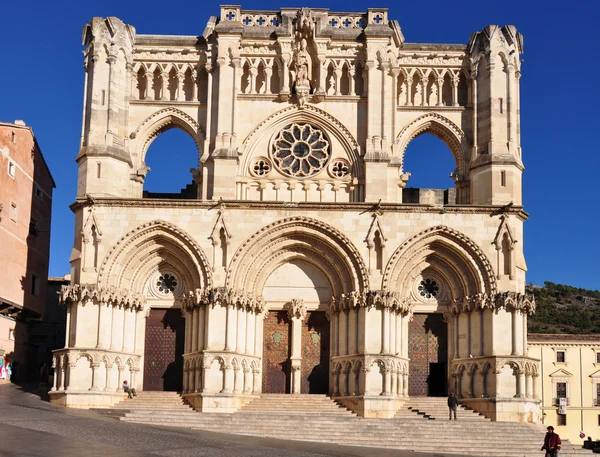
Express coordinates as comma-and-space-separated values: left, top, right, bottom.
271, 124, 330, 177
156, 273, 178, 294
418, 278, 439, 299
329, 159, 351, 178
250, 157, 272, 177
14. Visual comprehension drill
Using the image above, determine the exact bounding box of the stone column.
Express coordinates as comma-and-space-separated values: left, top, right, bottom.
202, 361, 211, 393
225, 303, 236, 351
249, 66, 258, 94
252, 369, 261, 394
192, 308, 199, 353
144, 71, 152, 100
96, 302, 110, 349
406, 76, 413, 106
288, 299, 307, 394
334, 67, 342, 96
511, 310, 519, 356
515, 369, 525, 398
233, 366, 242, 394
195, 364, 202, 393
402, 372, 409, 397
160, 71, 169, 101
452, 75, 459, 107
104, 364, 112, 392
397, 370, 403, 397
532, 374, 539, 399
382, 307, 390, 354
436, 77, 444, 106
243, 367, 252, 394
192, 69, 198, 101
89, 363, 100, 391
221, 363, 233, 394
348, 67, 355, 96
420, 77, 427, 106
51, 356, 59, 392
117, 366, 124, 392
182, 366, 189, 393
525, 373, 533, 398
177, 72, 185, 101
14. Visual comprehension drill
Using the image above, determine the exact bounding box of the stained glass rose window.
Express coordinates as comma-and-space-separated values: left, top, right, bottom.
271, 124, 330, 177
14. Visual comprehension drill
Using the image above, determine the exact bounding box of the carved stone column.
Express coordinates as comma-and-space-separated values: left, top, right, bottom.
117, 366, 124, 392
160, 71, 169, 101
176, 71, 185, 101
89, 363, 100, 391
252, 368, 261, 394
51, 356, 59, 392
104, 363, 113, 392
288, 299, 307, 394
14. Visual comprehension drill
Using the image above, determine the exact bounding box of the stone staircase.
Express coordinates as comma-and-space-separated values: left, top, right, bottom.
97, 393, 591, 457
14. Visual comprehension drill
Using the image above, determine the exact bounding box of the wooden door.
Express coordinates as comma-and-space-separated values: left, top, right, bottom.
143, 308, 185, 391
262, 311, 291, 393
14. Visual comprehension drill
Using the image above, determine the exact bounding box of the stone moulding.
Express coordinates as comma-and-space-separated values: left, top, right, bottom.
329, 290, 413, 315
181, 287, 266, 314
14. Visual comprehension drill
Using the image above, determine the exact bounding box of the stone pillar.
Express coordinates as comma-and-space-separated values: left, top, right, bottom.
397, 370, 403, 397
436, 77, 444, 106
177, 72, 185, 101
89, 363, 100, 391
348, 67, 356, 96
222, 363, 233, 394
192, 69, 198, 101
532, 374, 539, 399
288, 299, 306, 394
233, 366, 242, 394
202, 362, 211, 393
334, 67, 342, 96
160, 71, 169, 101
192, 308, 199, 353
402, 373, 409, 397
252, 369, 261, 394
333, 369, 341, 396
264, 67, 272, 94
144, 71, 152, 100
96, 303, 110, 349
117, 366, 124, 392
182, 367, 189, 393
243, 368, 252, 394
511, 310, 519, 356
452, 75, 459, 107
525, 373, 533, 398
515, 370, 525, 398
406, 76, 413, 106
189, 367, 196, 394
225, 304, 236, 351
104, 364, 113, 392
51, 356, 59, 392
195, 364, 202, 393
382, 307, 390, 354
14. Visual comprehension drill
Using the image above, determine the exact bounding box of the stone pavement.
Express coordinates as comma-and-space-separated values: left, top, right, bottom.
0, 384, 454, 457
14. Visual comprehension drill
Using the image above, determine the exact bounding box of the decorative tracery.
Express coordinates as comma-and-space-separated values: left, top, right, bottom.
271, 123, 331, 177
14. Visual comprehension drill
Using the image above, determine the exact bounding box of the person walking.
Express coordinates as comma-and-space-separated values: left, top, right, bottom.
448, 392, 458, 420
541, 426, 562, 456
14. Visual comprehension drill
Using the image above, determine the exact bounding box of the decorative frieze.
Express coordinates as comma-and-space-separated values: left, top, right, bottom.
182, 287, 265, 313
450, 291, 536, 315
329, 290, 413, 315
60, 284, 146, 310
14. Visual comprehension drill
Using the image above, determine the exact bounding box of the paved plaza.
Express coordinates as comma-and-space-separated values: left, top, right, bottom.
0, 384, 451, 457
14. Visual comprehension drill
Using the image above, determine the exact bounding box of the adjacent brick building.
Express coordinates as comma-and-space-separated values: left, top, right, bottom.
0, 120, 55, 380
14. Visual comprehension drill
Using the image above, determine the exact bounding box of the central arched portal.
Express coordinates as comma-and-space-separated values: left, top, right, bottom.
262, 260, 332, 394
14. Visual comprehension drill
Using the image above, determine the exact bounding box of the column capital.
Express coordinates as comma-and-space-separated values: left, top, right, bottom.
287, 298, 307, 320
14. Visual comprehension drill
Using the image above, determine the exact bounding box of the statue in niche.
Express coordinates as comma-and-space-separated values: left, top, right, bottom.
293, 38, 312, 107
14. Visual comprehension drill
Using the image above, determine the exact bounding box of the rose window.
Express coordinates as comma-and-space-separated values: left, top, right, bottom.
156, 274, 178, 294
418, 279, 439, 299
271, 124, 330, 177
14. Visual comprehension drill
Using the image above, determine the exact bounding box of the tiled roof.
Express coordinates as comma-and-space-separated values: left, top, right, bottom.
528, 333, 600, 342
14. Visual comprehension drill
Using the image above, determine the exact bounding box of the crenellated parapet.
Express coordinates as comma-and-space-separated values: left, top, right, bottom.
449, 291, 535, 315
60, 284, 146, 310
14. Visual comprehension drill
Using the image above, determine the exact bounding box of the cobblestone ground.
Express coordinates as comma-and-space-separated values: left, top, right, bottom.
0, 384, 449, 457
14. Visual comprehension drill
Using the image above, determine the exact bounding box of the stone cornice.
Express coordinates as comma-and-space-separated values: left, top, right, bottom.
60, 284, 146, 310
182, 287, 265, 313
69, 198, 529, 221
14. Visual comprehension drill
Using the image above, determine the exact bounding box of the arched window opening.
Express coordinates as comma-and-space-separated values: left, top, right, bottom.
411, 74, 422, 106
143, 128, 199, 199
256, 61, 266, 94
271, 60, 281, 94
442, 72, 453, 106
458, 72, 469, 106
340, 63, 350, 96
198, 67, 208, 102
183, 68, 194, 101
168, 68, 178, 100
354, 62, 365, 96
426, 73, 437, 106
137, 68, 147, 100
241, 61, 251, 94
152, 68, 162, 100
397, 72, 406, 105
402, 133, 457, 204
326, 62, 335, 95
373, 230, 383, 271
501, 232, 511, 276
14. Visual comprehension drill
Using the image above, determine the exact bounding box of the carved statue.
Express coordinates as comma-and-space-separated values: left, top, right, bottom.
327, 75, 336, 95
294, 38, 312, 87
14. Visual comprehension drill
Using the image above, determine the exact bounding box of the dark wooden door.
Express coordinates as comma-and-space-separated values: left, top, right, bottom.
301, 311, 330, 394
143, 308, 184, 391
408, 313, 447, 396
262, 311, 291, 393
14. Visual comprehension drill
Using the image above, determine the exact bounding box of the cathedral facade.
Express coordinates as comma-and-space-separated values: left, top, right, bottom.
50, 6, 539, 422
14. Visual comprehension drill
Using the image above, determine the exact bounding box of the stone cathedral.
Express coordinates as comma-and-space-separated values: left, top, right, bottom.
50, 6, 540, 423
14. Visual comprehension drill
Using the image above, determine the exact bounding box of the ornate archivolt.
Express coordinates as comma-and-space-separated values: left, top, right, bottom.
129, 107, 205, 167
97, 220, 212, 296
394, 112, 468, 180
382, 225, 497, 300
226, 216, 369, 297
238, 104, 362, 179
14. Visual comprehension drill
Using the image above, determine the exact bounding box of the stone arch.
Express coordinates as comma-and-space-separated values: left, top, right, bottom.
129, 107, 206, 165
226, 217, 368, 297
97, 220, 212, 297
238, 104, 363, 179
395, 113, 468, 180
382, 225, 496, 300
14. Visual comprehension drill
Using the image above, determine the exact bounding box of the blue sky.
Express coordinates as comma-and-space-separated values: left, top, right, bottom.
1, 0, 598, 290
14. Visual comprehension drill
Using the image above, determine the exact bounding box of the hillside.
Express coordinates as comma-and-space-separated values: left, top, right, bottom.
527, 282, 600, 334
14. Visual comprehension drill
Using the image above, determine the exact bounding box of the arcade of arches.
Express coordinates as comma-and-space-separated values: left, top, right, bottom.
51, 7, 539, 424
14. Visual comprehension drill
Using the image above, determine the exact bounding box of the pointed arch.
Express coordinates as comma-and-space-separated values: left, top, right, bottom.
382, 225, 496, 300
395, 113, 468, 180
129, 107, 205, 165
238, 104, 362, 178
97, 220, 212, 296
226, 216, 368, 297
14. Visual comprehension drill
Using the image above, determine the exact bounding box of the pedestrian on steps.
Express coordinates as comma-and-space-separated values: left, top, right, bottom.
448, 392, 458, 420
541, 426, 561, 457
123, 380, 137, 399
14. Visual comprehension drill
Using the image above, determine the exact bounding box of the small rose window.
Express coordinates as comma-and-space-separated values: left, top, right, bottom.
271, 124, 330, 177
251, 157, 272, 177
156, 274, 178, 294
418, 278, 439, 299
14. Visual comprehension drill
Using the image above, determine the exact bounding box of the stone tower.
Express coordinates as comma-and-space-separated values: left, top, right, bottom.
52, 6, 538, 423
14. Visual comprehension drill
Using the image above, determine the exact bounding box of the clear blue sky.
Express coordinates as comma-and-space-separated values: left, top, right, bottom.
1, 0, 598, 290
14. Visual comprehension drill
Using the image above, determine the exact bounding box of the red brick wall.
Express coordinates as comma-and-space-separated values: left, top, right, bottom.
301, 311, 330, 394
262, 311, 291, 393
408, 313, 448, 396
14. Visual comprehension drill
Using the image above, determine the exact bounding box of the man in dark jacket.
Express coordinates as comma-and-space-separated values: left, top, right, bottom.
448, 392, 458, 420
541, 426, 562, 456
